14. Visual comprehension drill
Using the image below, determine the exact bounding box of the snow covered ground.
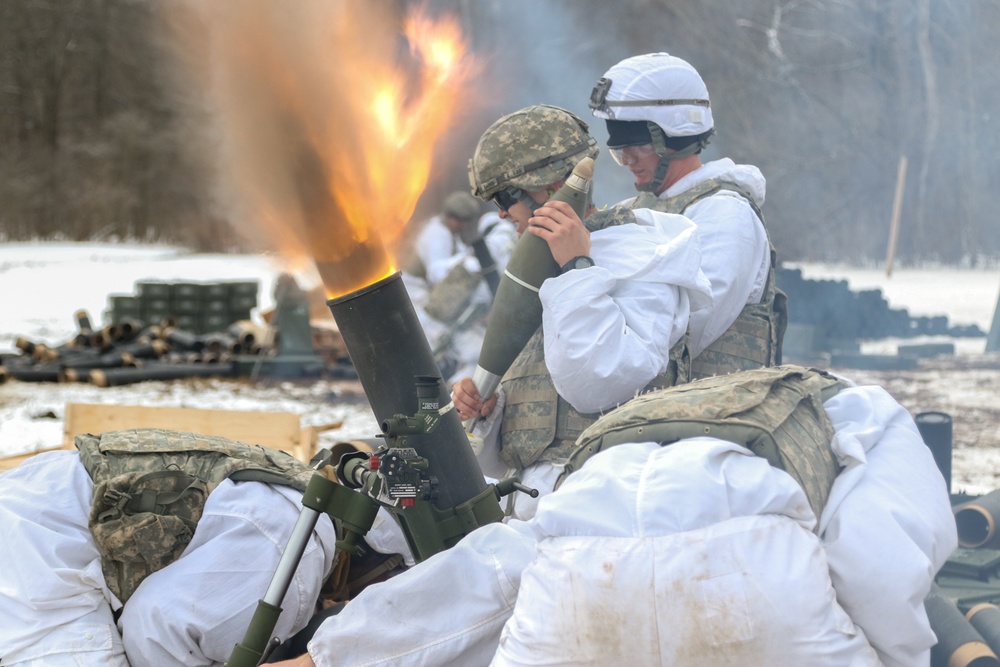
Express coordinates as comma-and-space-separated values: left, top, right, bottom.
2, 242, 1000, 493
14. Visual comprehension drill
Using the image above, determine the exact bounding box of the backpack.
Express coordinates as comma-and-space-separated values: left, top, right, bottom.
77, 428, 320, 603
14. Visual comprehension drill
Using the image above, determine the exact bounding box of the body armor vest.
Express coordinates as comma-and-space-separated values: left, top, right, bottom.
499, 327, 689, 471
77, 428, 321, 604
496, 179, 782, 472
633, 179, 786, 379
561, 365, 849, 519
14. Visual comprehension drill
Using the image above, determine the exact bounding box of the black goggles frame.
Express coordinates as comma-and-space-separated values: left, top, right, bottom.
491, 187, 521, 212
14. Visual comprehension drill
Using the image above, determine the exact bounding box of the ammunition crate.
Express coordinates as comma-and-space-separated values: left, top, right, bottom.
173, 314, 201, 332
203, 314, 232, 333
170, 283, 203, 300
170, 298, 203, 315
110, 280, 260, 335
228, 281, 259, 298
137, 282, 171, 300
109, 295, 142, 321
203, 283, 230, 299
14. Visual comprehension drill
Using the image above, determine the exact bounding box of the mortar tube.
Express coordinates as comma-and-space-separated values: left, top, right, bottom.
327, 272, 488, 511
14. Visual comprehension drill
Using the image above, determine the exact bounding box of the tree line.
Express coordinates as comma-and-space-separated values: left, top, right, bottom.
2, 0, 998, 265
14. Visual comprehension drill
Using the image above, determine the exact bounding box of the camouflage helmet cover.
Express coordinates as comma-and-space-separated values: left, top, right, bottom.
469, 104, 599, 201
441, 190, 480, 222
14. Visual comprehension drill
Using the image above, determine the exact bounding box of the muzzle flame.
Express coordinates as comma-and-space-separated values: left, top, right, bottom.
165, 1, 478, 298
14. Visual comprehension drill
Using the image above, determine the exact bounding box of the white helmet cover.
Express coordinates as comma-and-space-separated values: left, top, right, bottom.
589, 53, 713, 138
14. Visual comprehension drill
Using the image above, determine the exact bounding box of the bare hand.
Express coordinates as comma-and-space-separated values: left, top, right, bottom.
453, 376, 498, 421
526, 200, 591, 268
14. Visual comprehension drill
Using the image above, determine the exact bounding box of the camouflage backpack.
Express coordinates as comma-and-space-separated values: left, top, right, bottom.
558, 365, 850, 519
76, 428, 321, 604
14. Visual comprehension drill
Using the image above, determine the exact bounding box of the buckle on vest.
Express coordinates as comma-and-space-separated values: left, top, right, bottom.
97, 489, 132, 523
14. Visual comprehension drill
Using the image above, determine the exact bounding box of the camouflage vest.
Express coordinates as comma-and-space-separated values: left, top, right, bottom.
631, 179, 786, 379
560, 365, 849, 519
424, 261, 484, 324
499, 326, 689, 471
77, 428, 319, 604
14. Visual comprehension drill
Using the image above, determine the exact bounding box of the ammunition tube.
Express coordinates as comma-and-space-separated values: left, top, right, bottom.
90, 361, 236, 387
201, 334, 232, 355
111, 319, 143, 343
969, 604, 1000, 658
927, 584, 1000, 667
116, 339, 169, 360
327, 272, 488, 510
228, 323, 257, 347
60, 353, 125, 369
7, 364, 62, 382
161, 327, 205, 353
89, 328, 115, 351
60, 367, 90, 383
916, 411, 953, 493
74, 309, 94, 334
955, 490, 1000, 549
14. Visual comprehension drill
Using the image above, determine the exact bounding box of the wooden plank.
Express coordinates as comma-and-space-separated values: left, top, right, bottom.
62, 403, 304, 458
1, 403, 312, 472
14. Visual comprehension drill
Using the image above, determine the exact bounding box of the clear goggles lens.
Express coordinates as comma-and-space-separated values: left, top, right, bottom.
609, 142, 656, 166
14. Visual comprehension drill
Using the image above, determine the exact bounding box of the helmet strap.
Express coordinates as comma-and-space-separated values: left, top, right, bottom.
638, 123, 713, 193
512, 187, 542, 214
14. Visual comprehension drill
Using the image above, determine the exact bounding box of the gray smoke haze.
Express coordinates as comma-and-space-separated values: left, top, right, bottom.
161, 0, 1000, 266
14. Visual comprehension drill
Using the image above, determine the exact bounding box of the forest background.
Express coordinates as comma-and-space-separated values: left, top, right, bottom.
2, 0, 998, 266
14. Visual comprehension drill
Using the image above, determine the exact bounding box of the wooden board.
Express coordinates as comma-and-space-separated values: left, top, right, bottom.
63, 403, 305, 455
0, 403, 311, 472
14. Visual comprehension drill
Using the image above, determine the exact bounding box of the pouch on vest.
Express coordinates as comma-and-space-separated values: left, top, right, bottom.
559, 365, 849, 519
77, 428, 321, 604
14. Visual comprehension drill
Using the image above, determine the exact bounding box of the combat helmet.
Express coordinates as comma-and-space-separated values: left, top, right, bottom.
589, 53, 714, 192
441, 191, 480, 222
469, 104, 599, 210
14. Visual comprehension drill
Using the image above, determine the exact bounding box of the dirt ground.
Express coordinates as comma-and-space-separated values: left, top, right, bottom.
830, 354, 1000, 494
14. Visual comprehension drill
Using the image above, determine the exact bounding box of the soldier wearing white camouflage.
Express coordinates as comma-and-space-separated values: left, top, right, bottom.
453, 104, 713, 519
274, 366, 956, 667
0, 430, 338, 665
589, 52, 786, 379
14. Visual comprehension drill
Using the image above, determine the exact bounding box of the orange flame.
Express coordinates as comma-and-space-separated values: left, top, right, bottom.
166, 1, 479, 299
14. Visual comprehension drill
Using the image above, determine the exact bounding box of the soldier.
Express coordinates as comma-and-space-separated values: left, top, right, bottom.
451, 104, 713, 520
402, 191, 515, 385
0, 430, 338, 665
273, 367, 956, 667
589, 52, 785, 379
402, 190, 483, 288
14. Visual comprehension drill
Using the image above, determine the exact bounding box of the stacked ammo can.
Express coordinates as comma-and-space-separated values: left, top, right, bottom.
108, 280, 259, 334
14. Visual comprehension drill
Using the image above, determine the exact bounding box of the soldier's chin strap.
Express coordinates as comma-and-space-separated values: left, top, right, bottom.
638, 124, 714, 193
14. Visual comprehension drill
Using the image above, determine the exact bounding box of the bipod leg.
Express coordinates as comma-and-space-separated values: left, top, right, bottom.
225, 505, 321, 666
